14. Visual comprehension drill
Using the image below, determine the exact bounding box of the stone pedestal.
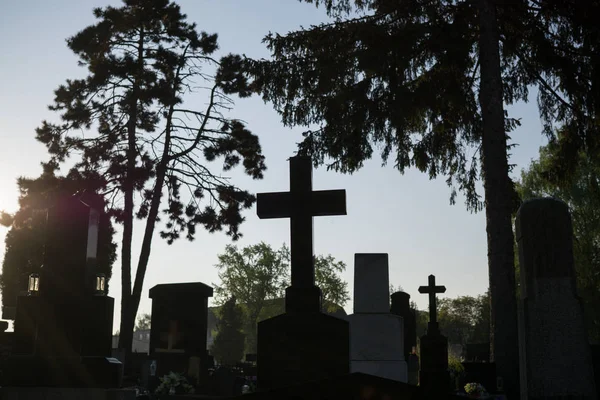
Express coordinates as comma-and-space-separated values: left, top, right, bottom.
419, 324, 449, 398
347, 254, 407, 382
257, 311, 349, 390
516, 198, 597, 400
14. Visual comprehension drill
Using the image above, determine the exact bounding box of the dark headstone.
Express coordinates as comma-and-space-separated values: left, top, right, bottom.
516, 198, 597, 399
418, 274, 449, 398
464, 343, 490, 362
149, 282, 213, 384
391, 291, 417, 360
4, 192, 120, 388
255, 156, 350, 389
460, 362, 497, 394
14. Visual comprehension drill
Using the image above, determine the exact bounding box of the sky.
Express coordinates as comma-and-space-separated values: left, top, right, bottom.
0, 1, 549, 332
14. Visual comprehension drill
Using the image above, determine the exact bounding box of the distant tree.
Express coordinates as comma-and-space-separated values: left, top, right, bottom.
315, 254, 350, 312
516, 138, 600, 343
0, 172, 117, 316
35, 0, 266, 352
438, 292, 490, 346
136, 313, 152, 331
246, 2, 597, 394
213, 242, 350, 352
210, 296, 245, 366
389, 284, 404, 297
213, 242, 289, 353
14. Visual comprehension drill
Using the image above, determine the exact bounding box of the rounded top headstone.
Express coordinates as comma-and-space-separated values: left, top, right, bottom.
390, 291, 411, 315
515, 197, 576, 291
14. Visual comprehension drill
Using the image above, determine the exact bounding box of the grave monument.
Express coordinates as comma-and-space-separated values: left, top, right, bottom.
148, 282, 213, 387
1, 191, 123, 393
346, 254, 407, 381
516, 198, 597, 400
418, 274, 450, 398
391, 291, 419, 385
256, 156, 350, 389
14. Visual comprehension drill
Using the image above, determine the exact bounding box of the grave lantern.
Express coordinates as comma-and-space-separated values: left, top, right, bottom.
95, 273, 106, 295
28, 273, 40, 295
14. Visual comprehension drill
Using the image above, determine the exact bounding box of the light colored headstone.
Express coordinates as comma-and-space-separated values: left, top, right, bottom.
347, 253, 407, 382
516, 198, 597, 400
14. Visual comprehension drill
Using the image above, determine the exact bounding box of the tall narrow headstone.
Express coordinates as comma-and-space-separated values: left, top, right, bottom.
256, 156, 350, 390
418, 274, 449, 398
516, 198, 597, 400
346, 254, 407, 382
391, 291, 418, 384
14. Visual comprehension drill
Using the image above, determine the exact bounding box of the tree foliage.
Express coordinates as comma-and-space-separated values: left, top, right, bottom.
136, 313, 152, 330
213, 242, 350, 352
516, 137, 600, 343
438, 292, 490, 346
210, 296, 246, 366
0, 172, 117, 316
35, 0, 266, 350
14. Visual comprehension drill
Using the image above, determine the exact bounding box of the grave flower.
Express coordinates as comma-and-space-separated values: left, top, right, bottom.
464, 382, 486, 397
155, 371, 195, 395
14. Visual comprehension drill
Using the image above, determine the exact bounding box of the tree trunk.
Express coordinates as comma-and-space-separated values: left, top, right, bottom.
478, 0, 520, 398
118, 25, 144, 353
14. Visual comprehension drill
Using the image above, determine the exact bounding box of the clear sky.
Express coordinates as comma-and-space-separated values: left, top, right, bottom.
0, 1, 548, 331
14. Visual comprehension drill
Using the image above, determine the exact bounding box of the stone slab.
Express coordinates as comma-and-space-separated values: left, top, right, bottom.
350, 360, 407, 382
354, 254, 389, 313
257, 312, 349, 390
0, 388, 135, 400
346, 313, 404, 361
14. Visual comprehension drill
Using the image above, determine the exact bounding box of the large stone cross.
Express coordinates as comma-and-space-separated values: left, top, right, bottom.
418, 274, 446, 326
257, 156, 346, 310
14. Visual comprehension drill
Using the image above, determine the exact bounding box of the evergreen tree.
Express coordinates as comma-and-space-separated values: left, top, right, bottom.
245, 2, 591, 395
0, 171, 117, 317
210, 296, 245, 366
35, 0, 265, 352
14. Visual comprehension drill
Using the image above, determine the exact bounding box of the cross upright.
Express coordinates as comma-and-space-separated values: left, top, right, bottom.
418, 274, 446, 326
257, 156, 347, 312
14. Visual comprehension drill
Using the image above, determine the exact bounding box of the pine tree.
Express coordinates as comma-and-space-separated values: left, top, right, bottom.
245, 1, 591, 396
35, 0, 266, 353
210, 296, 245, 366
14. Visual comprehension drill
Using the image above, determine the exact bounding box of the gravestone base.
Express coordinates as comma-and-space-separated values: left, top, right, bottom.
3, 356, 122, 387
257, 311, 349, 390
351, 360, 407, 382
420, 332, 449, 397
13, 295, 114, 357
0, 387, 136, 400
346, 313, 407, 382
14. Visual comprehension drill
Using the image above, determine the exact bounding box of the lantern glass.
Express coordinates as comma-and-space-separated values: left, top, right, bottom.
95, 273, 106, 294
28, 273, 40, 294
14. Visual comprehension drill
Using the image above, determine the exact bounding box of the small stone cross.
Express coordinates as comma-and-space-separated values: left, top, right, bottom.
418, 274, 446, 325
